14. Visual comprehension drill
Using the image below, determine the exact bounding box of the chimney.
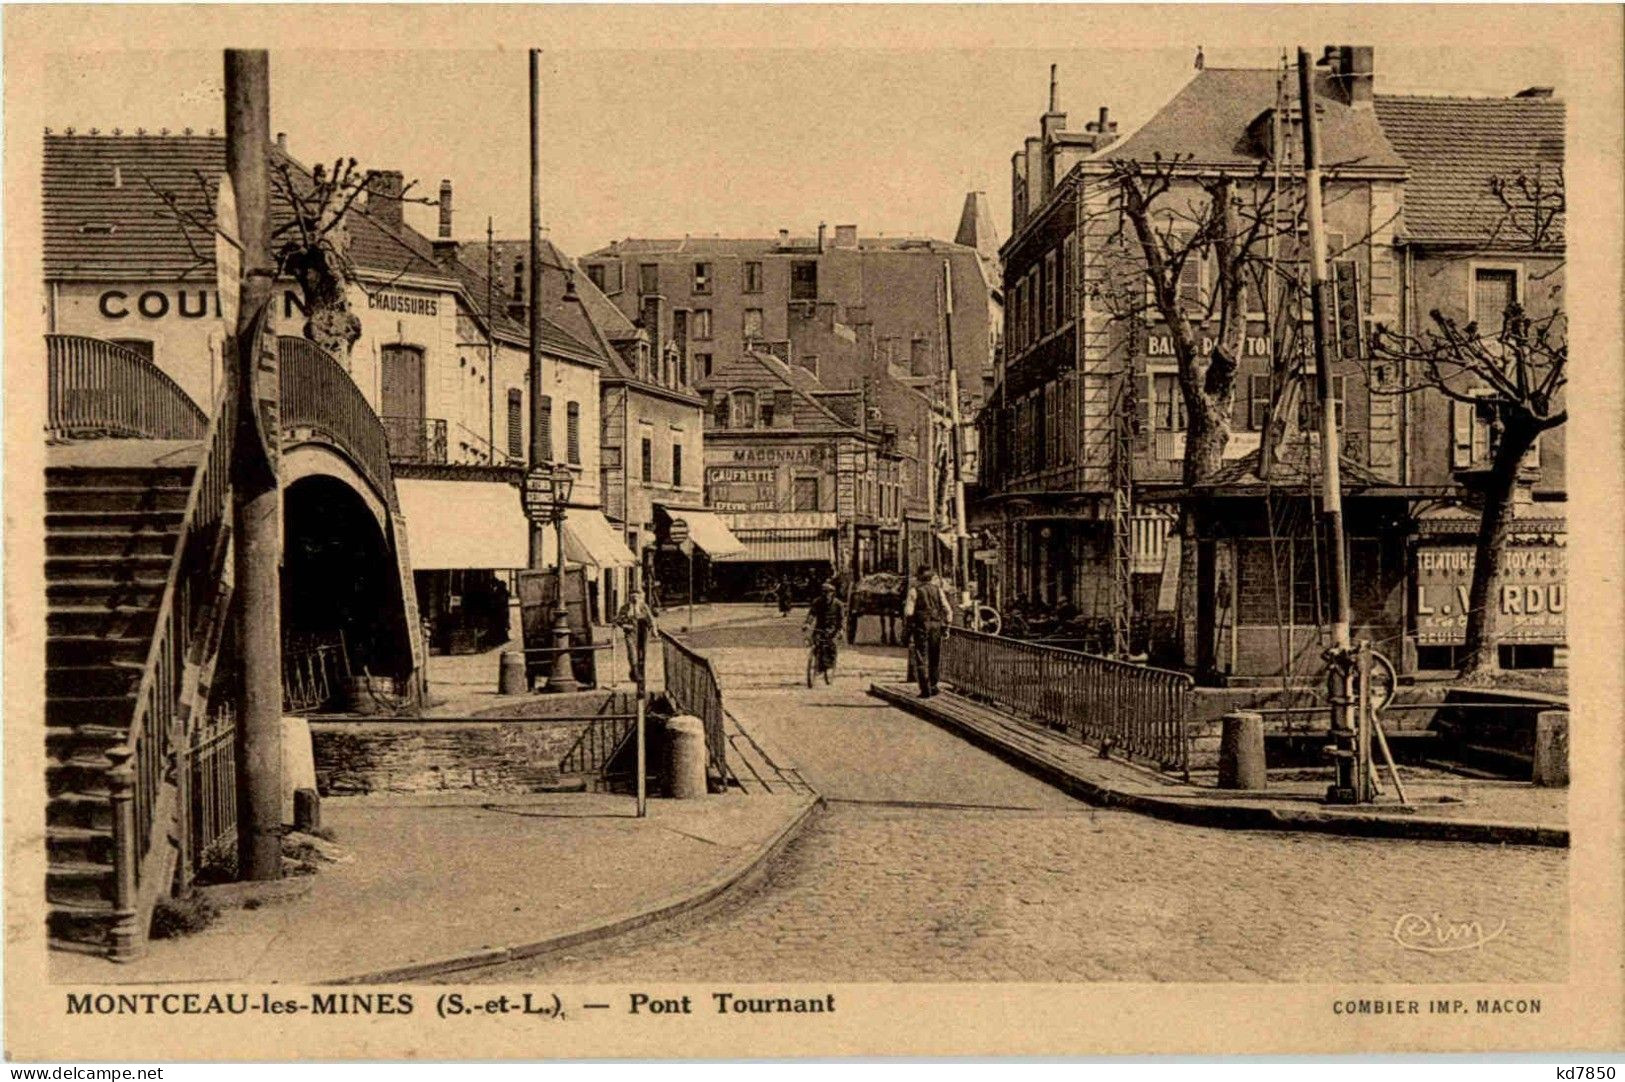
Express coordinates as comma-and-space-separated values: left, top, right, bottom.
834, 224, 858, 249
640, 293, 668, 352
437, 179, 453, 239
1024, 137, 1043, 222
507, 256, 527, 321
1048, 64, 1059, 113
817, 222, 827, 251
778, 228, 790, 247
1320, 45, 1374, 107
910, 335, 931, 377
368, 169, 405, 229
275, 132, 287, 152
1011, 150, 1028, 231
1516, 86, 1555, 98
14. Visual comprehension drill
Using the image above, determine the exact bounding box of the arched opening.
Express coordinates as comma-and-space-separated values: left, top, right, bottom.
282, 474, 412, 702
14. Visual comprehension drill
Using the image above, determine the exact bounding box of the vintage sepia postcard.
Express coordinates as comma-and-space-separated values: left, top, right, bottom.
4, 3, 1622, 1062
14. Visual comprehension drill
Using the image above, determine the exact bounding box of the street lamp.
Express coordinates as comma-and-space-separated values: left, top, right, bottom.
546, 462, 579, 693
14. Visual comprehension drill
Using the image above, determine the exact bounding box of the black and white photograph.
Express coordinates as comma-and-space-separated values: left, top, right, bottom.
4, 3, 1621, 1063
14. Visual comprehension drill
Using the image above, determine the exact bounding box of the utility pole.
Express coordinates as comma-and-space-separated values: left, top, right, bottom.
487, 215, 496, 460
225, 48, 281, 880
942, 260, 971, 612
1298, 48, 1359, 803
528, 48, 548, 570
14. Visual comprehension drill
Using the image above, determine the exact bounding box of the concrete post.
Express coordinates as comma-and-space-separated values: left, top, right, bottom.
499, 650, 527, 695
1218, 711, 1267, 790
1532, 709, 1569, 788
665, 714, 708, 799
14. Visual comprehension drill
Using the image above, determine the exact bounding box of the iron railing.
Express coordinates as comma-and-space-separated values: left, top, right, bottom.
183, 701, 237, 879
106, 366, 237, 960
278, 337, 398, 503
558, 715, 638, 778
941, 627, 1194, 775
659, 631, 733, 787
46, 335, 208, 441
382, 415, 449, 465
283, 632, 351, 714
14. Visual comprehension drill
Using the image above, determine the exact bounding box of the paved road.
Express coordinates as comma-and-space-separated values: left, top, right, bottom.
472, 609, 1567, 983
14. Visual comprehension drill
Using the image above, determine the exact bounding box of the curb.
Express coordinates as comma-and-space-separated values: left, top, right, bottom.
327, 795, 825, 985
868, 684, 1566, 849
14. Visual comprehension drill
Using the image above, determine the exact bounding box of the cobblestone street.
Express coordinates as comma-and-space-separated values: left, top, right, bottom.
472, 609, 1568, 983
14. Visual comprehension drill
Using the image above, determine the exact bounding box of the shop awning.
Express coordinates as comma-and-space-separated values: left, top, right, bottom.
395, 478, 529, 571
670, 510, 746, 558
714, 529, 834, 564
562, 509, 637, 569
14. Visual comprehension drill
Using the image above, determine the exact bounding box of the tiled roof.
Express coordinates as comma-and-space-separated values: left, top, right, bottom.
593, 236, 972, 258
706, 348, 853, 433
442, 251, 603, 368
43, 133, 600, 365
1098, 68, 1404, 171
1374, 94, 1564, 244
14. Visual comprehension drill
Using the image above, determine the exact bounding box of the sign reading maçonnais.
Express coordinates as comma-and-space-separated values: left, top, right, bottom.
730, 446, 826, 464
1415, 544, 1566, 645
367, 291, 437, 317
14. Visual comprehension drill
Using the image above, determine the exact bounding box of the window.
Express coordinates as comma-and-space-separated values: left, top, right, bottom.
1061, 236, 1076, 322
637, 263, 660, 295
744, 308, 764, 340
697, 352, 713, 379
566, 401, 581, 464
1026, 267, 1039, 344
774, 390, 793, 427
791, 260, 818, 301
672, 442, 683, 488
798, 354, 819, 377
744, 261, 763, 293
1451, 391, 1494, 470
730, 389, 756, 429
585, 263, 606, 292
537, 395, 553, 461
1472, 267, 1519, 328
711, 391, 729, 429
640, 434, 653, 481
677, 355, 688, 387
1043, 249, 1057, 335
1296, 374, 1346, 431
692, 309, 712, 340
792, 476, 820, 512
507, 389, 523, 459
1152, 372, 1187, 432
693, 261, 713, 295
1247, 374, 1272, 431
759, 392, 776, 428
109, 337, 154, 362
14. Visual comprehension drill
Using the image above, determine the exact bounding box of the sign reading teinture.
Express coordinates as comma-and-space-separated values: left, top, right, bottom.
522, 468, 555, 524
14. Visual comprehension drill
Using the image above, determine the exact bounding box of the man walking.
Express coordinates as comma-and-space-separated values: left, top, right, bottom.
615, 573, 658, 686
904, 565, 954, 697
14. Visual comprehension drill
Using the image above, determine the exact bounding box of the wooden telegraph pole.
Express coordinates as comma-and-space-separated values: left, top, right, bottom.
225, 49, 282, 879
1297, 48, 1360, 803
527, 48, 548, 571
942, 260, 971, 613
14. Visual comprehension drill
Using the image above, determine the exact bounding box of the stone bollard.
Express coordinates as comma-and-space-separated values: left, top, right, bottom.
1218, 711, 1268, 790
665, 714, 709, 800
498, 650, 528, 695
1533, 709, 1569, 788
293, 788, 322, 834
281, 716, 317, 824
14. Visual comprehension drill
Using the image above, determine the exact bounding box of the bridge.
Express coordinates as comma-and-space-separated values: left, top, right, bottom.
43, 332, 423, 960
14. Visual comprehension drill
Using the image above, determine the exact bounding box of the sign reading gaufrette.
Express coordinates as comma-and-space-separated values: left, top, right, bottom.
1415, 543, 1567, 645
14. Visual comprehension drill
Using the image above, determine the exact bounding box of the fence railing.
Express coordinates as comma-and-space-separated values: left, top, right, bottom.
283, 632, 351, 714
658, 631, 732, 787
183, 702, 238, 878
941, 627, 1194, 776
382, 415, 449, 465
558, 715, 638, 779
46, 335, 208, 441
277, 337, 398, 505
106, 363, 237, 960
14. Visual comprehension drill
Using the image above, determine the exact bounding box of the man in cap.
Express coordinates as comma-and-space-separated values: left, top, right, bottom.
904, 565, 955, 697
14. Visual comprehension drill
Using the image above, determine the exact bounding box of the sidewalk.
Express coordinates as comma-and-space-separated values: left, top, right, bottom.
868, 682, 1567, 847
51, 789, 819, 985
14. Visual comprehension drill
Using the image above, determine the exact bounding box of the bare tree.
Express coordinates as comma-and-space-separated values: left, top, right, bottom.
1372, 166, 1566, 675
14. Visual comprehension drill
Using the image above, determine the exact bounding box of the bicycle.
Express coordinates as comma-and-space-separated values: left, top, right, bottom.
805, 626, 837, 686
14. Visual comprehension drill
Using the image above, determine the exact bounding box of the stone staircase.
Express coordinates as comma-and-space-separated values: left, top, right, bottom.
44, 459, 194, 953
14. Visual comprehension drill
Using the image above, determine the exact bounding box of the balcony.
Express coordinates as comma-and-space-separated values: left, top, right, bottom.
383, 415, 448, 465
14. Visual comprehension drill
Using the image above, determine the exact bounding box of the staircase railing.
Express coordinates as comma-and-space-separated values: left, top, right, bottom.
278, 337, 397, 507
105, 367, 237, 960
46, 335, 208, 441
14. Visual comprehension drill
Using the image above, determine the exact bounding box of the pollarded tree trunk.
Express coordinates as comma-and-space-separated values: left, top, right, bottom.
1458, 413, 1540, 676
1174, 347, 1239, 672
283, 236, 361, 364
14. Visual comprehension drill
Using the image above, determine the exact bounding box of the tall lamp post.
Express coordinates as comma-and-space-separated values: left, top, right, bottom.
547, 462, 580, 693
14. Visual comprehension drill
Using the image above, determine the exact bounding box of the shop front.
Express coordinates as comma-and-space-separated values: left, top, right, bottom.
396, 477, 531, 654
710, 511, 839, 602
651, 503, 746, 606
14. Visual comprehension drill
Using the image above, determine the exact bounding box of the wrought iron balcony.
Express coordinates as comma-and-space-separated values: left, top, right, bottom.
382, 415, 448, 464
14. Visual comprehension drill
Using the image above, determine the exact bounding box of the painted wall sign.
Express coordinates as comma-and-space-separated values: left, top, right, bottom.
1146, 332, 1273, 359
729, 445, 826, 464
1415, 543, 1567, 645
97, 288, 222, 320
367, 291, 437, 317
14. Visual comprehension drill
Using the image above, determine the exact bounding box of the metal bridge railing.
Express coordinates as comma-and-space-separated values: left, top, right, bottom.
941, 626, 1194, 776
46, 335, 208, 441
658, 631, 734, 787
381, 415, 449, 465
277, 337, 399, 505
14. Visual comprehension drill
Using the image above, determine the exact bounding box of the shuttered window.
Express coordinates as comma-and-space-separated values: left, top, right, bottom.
507, 389, 523, 459
1473, 268, 1518, 329
538, 395, 553, 461
566, 401, 581, 465
712, 392, 730, 429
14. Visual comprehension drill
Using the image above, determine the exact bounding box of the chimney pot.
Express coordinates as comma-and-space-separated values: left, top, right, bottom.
817, 222, 827, 251
1048, 64, 1059, 113
835, 224, 858, 248
438, 179, 453, 239
1098, 106, 1109, 130
778, 228, 790, 246
276, 131, 287, 151
368, 169, 406, 229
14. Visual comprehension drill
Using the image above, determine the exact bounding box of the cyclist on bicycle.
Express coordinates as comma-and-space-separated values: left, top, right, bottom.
803, 580, 845, 675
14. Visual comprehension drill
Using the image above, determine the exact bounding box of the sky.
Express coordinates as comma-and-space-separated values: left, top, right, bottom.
39, 39, 1566, 258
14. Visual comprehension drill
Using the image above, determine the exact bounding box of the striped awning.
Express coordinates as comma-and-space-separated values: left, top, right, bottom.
714, 529, 834, 564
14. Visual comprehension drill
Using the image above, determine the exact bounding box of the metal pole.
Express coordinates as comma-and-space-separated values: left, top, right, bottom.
527, 48, 548, 571
225, 48, 282, 881
942, 260, 971, 613
550, 504, 579, 692
486, 215, 496, 461
1298, 48, 1358, 802
635, 619, 648, 817
687, 543, 694, 631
